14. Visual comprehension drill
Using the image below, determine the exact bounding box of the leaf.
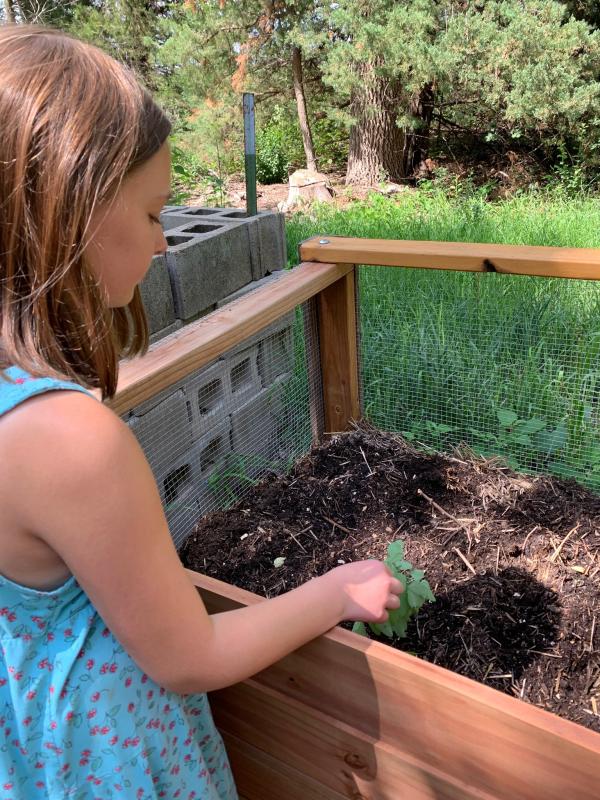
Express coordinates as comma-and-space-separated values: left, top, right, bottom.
107, 705, 121, 718
534, 423, 568, 455
516, 418, 546, 434
510, 433, 532, 446
352, 621, 368, 637
496, 409, 518, 427
387, 540, 405, 562
407, 579, 436, 607
369, 620, 393, 638
273, 557, 286, 568
388, 607, 409, 638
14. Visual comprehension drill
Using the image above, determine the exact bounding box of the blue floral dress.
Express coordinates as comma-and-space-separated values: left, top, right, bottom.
0, 367, 237, 800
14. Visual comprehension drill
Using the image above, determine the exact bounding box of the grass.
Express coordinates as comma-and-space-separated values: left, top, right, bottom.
285, 187, 600, 488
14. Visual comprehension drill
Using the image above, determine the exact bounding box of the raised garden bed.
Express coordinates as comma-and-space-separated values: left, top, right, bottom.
182, 424, 600, 733
183, 425, 600, 799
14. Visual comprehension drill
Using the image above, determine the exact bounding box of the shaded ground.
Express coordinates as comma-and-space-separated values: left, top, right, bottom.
180, 424, 600, 732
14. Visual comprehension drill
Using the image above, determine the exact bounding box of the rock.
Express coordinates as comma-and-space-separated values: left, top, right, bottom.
281, 168, 334, 212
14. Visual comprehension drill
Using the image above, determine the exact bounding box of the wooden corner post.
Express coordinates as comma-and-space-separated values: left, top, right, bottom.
317, 266, 360, 433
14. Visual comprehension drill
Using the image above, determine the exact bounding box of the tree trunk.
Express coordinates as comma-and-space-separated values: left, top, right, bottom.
403, 83, 435, 176
4, 0, 16, 23
346, 61, 405, 184
291, 45, 317, 172
346, 63, 435, 185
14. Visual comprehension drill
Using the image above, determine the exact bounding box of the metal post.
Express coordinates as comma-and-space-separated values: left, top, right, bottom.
243, 93, 257, 217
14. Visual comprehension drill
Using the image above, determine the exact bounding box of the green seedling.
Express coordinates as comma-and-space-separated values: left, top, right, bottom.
352, 539, 435, 640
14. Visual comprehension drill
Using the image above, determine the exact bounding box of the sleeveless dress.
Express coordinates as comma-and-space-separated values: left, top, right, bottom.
0, 367, 238, 800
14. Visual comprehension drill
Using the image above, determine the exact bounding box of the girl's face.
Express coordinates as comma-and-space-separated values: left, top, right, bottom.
86, 142, 171, 308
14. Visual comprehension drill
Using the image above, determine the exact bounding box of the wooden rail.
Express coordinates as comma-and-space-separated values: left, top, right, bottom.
189, 569, 600, 800
299, 236, 600, 280
106, 261, 352, 415
108, 238, 600, 430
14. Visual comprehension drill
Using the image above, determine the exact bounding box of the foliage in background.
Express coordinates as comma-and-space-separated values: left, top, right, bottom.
9, 0, 600, 187
287, 189, 600, 490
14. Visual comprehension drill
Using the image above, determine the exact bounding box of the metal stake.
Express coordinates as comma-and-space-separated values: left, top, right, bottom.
243, 93, 257, 217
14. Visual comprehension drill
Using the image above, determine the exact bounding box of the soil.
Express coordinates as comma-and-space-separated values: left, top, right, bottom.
180, 423, 600, 733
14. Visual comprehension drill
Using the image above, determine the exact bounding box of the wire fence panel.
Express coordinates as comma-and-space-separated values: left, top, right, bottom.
357, 265, 600, 490
124, 297, 323, 548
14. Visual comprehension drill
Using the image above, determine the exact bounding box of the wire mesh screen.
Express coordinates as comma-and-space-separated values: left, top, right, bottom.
124, 298, 323, 548
357, 265, 600, 491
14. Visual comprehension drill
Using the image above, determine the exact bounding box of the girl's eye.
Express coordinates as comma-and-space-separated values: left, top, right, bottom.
149, 214, 161, 224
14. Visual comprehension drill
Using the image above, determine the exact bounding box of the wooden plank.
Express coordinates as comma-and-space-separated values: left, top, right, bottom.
189, 570, 600, 800
213, 679, 496, 800
222, 731, 345, 800
317, 269, 360, 432
299, 236, 600, 280
105, 261, 352, 415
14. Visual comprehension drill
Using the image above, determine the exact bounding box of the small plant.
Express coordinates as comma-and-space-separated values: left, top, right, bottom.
470, 409, 568, 462
352, 539, 435, 639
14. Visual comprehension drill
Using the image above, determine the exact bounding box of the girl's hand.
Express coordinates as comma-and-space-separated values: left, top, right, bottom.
324, 560, 403, 624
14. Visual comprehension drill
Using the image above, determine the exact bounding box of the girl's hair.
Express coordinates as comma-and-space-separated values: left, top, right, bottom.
0, 25, 171, 398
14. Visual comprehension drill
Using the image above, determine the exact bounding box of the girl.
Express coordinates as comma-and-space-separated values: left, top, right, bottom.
0, 25, 402, 800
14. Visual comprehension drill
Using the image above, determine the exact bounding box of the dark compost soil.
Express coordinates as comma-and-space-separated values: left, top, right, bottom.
180, 424, 600, 733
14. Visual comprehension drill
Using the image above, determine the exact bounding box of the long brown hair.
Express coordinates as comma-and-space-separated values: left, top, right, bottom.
0, 25, 171, 398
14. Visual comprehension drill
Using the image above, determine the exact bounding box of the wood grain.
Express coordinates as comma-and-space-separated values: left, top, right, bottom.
317, 268, 360, 433
105, 261, 353, 415
299, 236, 600, 280
188, 570, 600, 800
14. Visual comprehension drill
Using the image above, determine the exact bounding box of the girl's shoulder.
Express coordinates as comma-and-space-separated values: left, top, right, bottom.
0, 366, 94, 416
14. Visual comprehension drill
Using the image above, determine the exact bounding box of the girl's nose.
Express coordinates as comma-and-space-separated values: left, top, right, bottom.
155, 229, 168, 256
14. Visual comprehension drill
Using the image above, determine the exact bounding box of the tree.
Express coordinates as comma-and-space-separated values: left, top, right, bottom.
320, 0, 600, 184
156, 0, 323, 174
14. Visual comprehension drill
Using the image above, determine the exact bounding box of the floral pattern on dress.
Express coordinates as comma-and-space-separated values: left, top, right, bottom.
0, 368, 238, 800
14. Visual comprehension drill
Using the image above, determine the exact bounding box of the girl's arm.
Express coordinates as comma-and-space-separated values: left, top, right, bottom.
4, 391, 401, 694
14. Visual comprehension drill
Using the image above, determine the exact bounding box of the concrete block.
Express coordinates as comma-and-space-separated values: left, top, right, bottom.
229, 308, 295, 361
209, 210, 287, 278
158, 418, 232, 542
128, 389, 193, 478
184, 359, 230, 440
160, 206, 226, 231
160, 205, 186, 225
227, 345, 261, 411
258, 321, 295, 386
165, 490, 201, 549
216, 271, 284, 309
165, 223, 253, 321
139, 253, 177, 336
230, 386, 283, 477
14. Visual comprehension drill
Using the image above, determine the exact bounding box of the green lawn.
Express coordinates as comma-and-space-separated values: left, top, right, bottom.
286, 189, 600, 487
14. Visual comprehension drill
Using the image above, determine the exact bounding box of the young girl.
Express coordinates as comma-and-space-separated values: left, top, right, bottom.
0, 25, 402, 800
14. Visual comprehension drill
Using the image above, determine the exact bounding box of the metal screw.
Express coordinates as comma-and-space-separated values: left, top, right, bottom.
319, 239, 330, 245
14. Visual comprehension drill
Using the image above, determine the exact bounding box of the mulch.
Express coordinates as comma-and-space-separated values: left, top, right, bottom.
180, 423, 600, 732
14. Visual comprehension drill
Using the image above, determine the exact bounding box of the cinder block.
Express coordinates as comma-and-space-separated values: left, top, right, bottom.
258, 321, 295, 386
160, 206, 226, 231
139, 253, 177, 336
158, 419, 232, 542
230, 387, 283, 476
229, 308, 295, 361
160, 205, 186, 228
216, 270, 283, 309
227, 345, 261, 411
165, 489, 201, 549
128, 389, 193, 478
165, 224, 253, 321
208, 210, 287, 279
184, 360, 230, 440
